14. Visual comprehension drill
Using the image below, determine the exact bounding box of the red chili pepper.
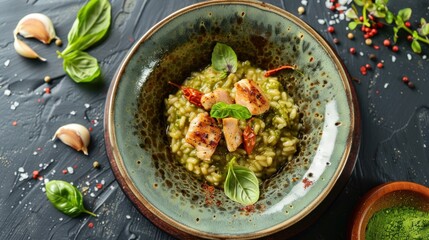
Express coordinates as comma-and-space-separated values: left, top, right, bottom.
168, 81, 204, 108
264, 65, 296, 77
243, 125, 256, 155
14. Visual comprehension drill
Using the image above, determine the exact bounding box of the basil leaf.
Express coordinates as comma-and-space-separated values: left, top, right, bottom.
211, 43, 237, 74
398, 8, 412, 22
210, 102, 251, 120
63, 0, 111, 55
46, 180, 96, 217
348, 21, 358, 30
411, 39, 422, 53
224, 158, 259, 205
62, 51, 101, 83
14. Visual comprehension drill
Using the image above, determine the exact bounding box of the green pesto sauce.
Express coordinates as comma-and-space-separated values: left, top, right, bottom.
366, 206, 429, 240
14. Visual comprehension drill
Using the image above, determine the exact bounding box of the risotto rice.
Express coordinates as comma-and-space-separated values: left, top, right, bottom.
165, 60, 300, 186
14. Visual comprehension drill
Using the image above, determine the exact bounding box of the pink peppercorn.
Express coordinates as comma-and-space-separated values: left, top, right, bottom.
377, 62, 384, 69
405, 21, 411, 28
365, 64, 371, 70
392, 45, 399, 52
327, 26, 335, 33
349, 47, 356, 54
383, 39, 391, 47
402, 76, 409, 83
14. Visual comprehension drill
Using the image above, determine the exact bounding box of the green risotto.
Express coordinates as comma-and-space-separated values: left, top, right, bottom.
164, 60, 300, 187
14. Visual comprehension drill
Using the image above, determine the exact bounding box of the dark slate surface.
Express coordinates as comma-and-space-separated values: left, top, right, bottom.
0, 0, 428, 239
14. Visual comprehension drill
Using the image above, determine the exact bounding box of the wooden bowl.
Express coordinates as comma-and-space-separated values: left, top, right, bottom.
349, 181, 429, 240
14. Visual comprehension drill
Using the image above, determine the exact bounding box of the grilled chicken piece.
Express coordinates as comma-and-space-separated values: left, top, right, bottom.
222, 118, 243, 152
201, 88, 234, 110
234, 79, 270, 115
185, 112, 222, 161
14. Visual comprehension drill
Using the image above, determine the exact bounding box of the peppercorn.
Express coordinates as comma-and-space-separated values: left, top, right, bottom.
32, 170, 39, 179
405, 21, 411, 28
402, 76, 409, 83
377, 62, 384, 69
407, 35, 413, 41
369, 54, 377, 61
349, 47, 356, 54
44, 75, 51, 83
383, 39, 391, 47
373, 45, 380, 50
55, 38, 62, 46
347, 32, 354, 39
333, 38, 339, 44
327, 26, 335, 33
298, 6, 305, 15
365, 64, 371, 70
360, 66, 367, 72
407, 81, 415, 89
365, 38, 372, 45
392, 45, 399, 52
93, 161, 100, 169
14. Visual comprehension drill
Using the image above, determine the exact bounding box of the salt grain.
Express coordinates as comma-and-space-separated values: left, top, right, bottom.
90, 193, 96, 198
384, 83, 389, 88
4, 59, 10, 67
10, 101, 19, 110
407, 54, 412, 60
126, 215, 131, 220
318, 19, 326, 25
84, 103, 90, 108
423, 55, 427, 60
42, 187, 46, 192
4, 89, 11, 96
70, 111, 76, 116
18, 167, 25, 173
392, 56, 396, 62
19, 173, 29, 181
67, 167, 74, 174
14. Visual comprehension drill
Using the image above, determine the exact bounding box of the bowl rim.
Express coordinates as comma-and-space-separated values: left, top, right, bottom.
349, 181, 429, 240
104, 0, 361, 239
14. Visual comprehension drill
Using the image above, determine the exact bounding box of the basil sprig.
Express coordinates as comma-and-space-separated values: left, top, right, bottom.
211, 43, 238, 74
224, 157, 260, 205
210, 102, 251, 120
58, 0, 111, 83
46, 180, 96, 217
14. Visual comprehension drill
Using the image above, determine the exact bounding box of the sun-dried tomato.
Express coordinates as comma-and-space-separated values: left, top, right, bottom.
264, 65, 296, 77
169, 81, 203, 108
243, 125, 256, 155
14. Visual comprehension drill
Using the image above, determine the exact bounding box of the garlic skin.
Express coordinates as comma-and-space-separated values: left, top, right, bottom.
15, 13, 60, 44
52, 124, 90, 155
13, 37, 47, 61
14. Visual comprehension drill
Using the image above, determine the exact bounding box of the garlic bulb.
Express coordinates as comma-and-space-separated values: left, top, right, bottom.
14, 13, 60, 44
13, 13, 61, 61
52, 124, 90, 155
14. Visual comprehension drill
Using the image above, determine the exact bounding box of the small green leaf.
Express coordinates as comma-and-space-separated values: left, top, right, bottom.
62, 51, 101, 83
63, 0, 111, 55
411, 40, 422, 53
46, 180, 96, 217
395, 16, 404, 27
385, 11, 394, 24
210, 102, 251, 120
420, 23, 429, 36
354, 0, 364, 6
375, 0, 388, 5
372, 9, 386, 18
224, 157, 259, 205
348, 21, 358, 30
421, 18, 427, 26
393, 26, 399, 43
211, 43, 238, 74
345, 8, 358, 19
398, 8, 412, 22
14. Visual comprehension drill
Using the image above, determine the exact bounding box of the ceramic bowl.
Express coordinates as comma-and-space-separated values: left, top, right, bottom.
349, 181, 429, 240
104, 0, 360, 238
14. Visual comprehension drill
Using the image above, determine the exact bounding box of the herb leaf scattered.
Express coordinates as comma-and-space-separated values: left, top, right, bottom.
210, 102, 251, 120
211, 43, 238, 74
224, 157, 259, 205
58, 0, 111, 83
60, 50, 101, 83
46, 180, 97, 217
63, 0, 111, 55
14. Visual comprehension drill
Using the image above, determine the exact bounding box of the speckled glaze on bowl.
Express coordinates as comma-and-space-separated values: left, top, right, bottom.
104, 0, 360, 239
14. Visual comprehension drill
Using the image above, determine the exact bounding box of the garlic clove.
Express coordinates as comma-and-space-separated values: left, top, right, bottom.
52, 123, 90, 155
13, 37, 46, 61
15, 13, 60, 45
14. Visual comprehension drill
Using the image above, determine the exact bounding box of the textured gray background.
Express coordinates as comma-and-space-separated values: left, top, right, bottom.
0, 0, 428, 239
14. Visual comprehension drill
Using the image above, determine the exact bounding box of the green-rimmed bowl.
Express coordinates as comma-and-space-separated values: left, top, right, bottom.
104, 0, 361, 239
